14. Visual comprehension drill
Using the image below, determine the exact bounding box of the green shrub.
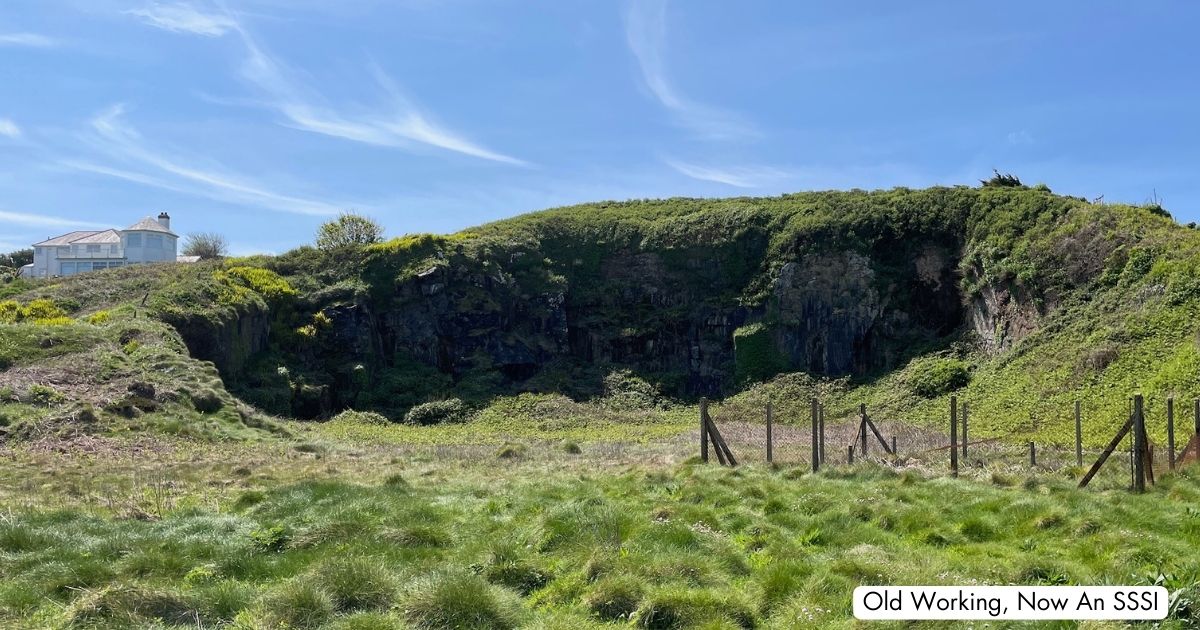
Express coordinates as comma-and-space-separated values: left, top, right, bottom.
27, 384, 64, 406
403, 398, 468, 425
258, 580, 334, 629
601, 369, 665, 410
313, 557, 397, 612
249, 525, 290, 552
404, 571, 523, 629
907, 357, 971, 398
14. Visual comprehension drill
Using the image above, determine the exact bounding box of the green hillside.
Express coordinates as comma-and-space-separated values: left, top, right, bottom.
6, 181, 1200, 628
2, 181, 1198, 447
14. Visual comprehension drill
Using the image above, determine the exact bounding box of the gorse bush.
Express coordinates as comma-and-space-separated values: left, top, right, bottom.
85, 310, 112, 325
0, 298, 67, 324
215, 266, 296, 303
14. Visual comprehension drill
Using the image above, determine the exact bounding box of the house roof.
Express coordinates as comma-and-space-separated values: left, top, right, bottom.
33, 216, 178, 247
33, 230, 104, 247
125, 216, 177, 236
176, 255, 201, 263
72, 230, 122, 244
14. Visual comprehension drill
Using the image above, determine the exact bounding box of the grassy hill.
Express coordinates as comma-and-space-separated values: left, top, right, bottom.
3, 181, 1198, 447
5, 181, 1200, 628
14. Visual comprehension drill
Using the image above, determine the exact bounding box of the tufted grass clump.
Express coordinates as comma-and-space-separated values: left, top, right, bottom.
583, 575, 644, 621
257, 579, 334, 629
404, 571, 524, 630
65, 584, 199, 627
634, 587, 757, 629
312, 556, 397, 612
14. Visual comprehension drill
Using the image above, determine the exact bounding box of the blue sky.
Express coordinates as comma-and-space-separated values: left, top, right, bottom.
1, 1, 1198, 255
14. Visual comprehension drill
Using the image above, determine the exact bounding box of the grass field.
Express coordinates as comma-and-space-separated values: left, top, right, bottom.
1, 422, 1198, 629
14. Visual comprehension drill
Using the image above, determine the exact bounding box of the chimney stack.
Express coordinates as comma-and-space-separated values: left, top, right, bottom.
157, 212, 170, 230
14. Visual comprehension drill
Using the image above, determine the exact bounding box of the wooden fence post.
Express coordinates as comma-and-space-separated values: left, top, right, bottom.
962, 403, 969, 458
1195, 398, 1200, 437
700, 398, 709, 463
859, 404, 868, 456
1168, 397, 1175, 471
1133, 394, 1146, 493
818, 404, 825, 465
950, 396, 959, 477
766, 402, 774, 464
1029, 441, 1036, 467
1078, 414, 1134, 488
891, 436, 897, 457
1074, 400, 1082, 467
848, 445, 854, 465
810, 398, 819, 473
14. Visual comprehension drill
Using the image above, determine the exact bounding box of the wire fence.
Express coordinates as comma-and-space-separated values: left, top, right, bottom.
699, 396, 1200, 490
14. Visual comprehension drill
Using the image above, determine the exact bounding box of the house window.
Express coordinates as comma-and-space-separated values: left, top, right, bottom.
34, 249, 42, 259
147, 234, 163, 249
87, 244, 101, 253
109, 244, 119, 255
60, 262, 76, 275
77, 262, 92, 273
57, 247, 70, 256
127, 234, 142, 247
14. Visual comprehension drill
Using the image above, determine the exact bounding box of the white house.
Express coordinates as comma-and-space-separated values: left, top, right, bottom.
22, 213, 193, 279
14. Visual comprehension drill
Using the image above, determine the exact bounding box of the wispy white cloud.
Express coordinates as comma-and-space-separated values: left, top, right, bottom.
0, 119, 20, 139
0, 32, 59, 48
63, 104, 345, 216
126, 2, 236, 37
1007, 130, 1033, 145
229, 23, 528, 165
0, 209, 112, 230
666, 158, 792, 188
624, 0, 757, 141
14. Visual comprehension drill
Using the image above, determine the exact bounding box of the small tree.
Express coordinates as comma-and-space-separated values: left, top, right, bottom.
980, 169, 1024, 188
1, 249, 33, 269
316, 213, 384, 251
182, 233, 229, 260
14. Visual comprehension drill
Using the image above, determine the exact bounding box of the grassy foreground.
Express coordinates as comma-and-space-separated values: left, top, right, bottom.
1, 442, 1199, 629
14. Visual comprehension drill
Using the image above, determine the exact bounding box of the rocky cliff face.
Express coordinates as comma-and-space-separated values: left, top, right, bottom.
165, 303, 271, 375
284, 237, 969, 416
